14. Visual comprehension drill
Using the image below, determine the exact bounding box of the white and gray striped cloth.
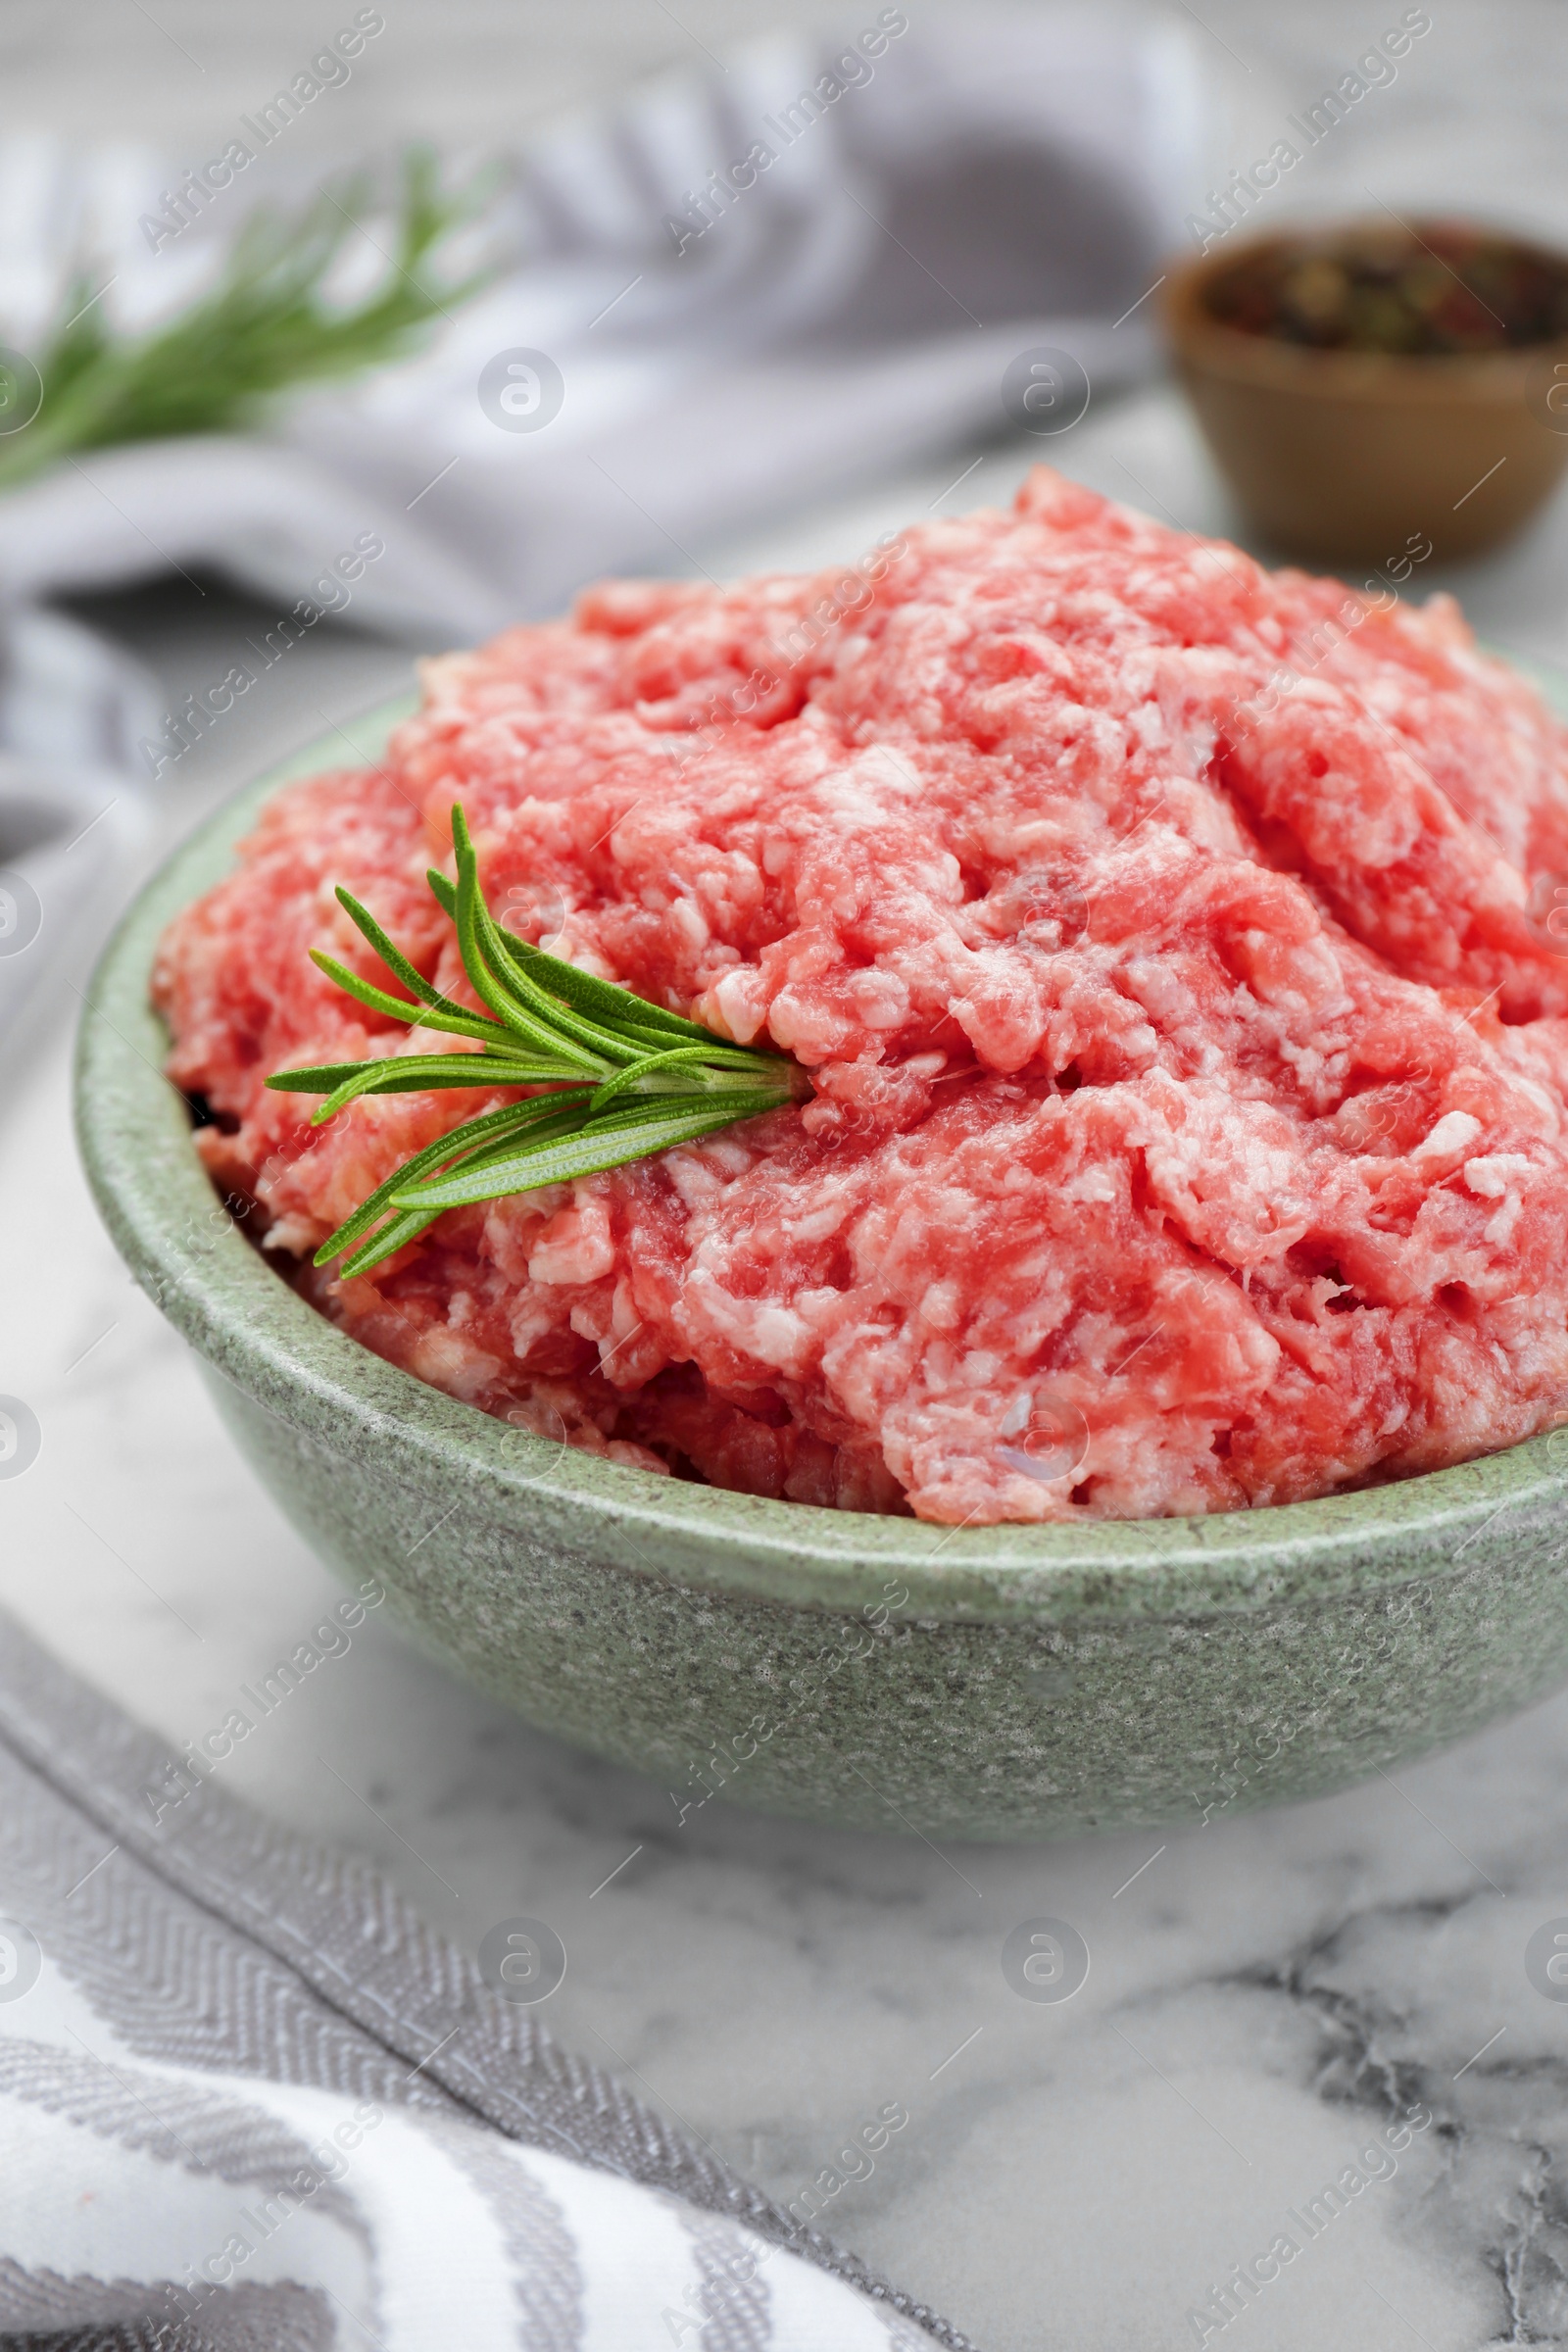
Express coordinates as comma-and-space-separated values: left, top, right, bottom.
0, 1612, 973, 2350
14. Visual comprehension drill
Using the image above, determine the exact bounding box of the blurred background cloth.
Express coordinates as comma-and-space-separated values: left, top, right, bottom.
0, 5, 1207, 640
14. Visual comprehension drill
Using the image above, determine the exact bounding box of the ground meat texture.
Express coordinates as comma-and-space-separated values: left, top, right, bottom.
153, 466, 1568, 1523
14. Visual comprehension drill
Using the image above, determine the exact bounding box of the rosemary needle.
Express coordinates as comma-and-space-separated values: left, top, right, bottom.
0, 150, 497, 490
266, 804, 804, 1276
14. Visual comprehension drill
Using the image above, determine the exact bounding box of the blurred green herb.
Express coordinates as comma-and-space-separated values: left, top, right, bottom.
0, 148, 497, 489
266, 804, 806, 1278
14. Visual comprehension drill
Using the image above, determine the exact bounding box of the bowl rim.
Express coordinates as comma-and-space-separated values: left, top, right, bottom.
1164, 227, 1568, 400
74, 691, 1568, 1626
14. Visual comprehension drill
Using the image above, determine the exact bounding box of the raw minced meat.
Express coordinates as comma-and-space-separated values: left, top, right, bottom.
153, 466, 1568, 1523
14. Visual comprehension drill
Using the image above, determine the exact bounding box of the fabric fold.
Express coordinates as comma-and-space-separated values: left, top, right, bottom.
0, 1606, 973, 2349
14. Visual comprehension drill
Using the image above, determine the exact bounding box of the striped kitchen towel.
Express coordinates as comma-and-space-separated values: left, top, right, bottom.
0, 1610, 975, 2351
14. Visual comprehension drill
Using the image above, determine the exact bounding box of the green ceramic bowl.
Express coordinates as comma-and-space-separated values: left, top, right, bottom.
75, 696, 1568, 1841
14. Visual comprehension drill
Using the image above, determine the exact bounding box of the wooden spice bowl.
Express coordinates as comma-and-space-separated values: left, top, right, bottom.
1165, 220, 1568, 564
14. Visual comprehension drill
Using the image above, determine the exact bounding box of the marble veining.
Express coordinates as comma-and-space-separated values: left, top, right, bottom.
13, 975, 1568, 2346
14, 383, 1568, 2344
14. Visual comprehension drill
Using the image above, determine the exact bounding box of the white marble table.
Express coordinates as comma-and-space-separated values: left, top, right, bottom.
10, 0, 1568, 2338
4, 396, 1568, 2352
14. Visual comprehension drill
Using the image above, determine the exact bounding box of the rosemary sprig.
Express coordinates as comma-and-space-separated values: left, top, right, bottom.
265, 805, 804, 1276
0, 149, 496, 490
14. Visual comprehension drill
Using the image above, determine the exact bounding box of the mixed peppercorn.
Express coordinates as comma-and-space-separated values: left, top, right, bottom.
1204, 224, 1568, 355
